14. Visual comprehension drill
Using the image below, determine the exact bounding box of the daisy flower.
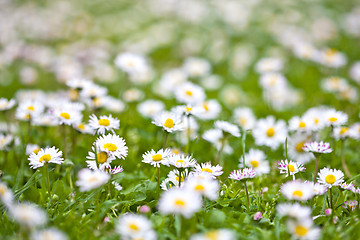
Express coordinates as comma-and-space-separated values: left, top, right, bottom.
73, 122, 94, 134
214, 120, 241, 137
189, 229, 235, 240
332, 126, 350, 140
202, 129, 233, 155
340, 182, 355, 192
243, 149, 270, 175
193, 162, 223, 178
89, 114, 120, 135
54, 108, 82, 126
306, 181, 327, 195
342, 200, 358, 211
278, 159, 305, 180
317, 168, 344, 188
15, 100, 44, 121
233, 107, 256, 130
319, 48, 347, 68
302, 141, 332, 154
349, 123, 360, 139
152, 111, 184, 133
303, 107, 327, 131
174, 82, 206, 105
324, 109, 348, 127
9, 203, 48, 228
142, 148, 172, 167
31, 228, 68, 240
288, 116, 312, 132
229, 168, 256, 181
158, 188, 202, 218
281, 181, 314, 201
168, 154, 197, 168
0, 134, 13, 151
28, 146, 64, 169
95, 134, 128, 160
75, 169, 110, 192
287, 133, 314, 164
252, 116, 287, 150
137, 100, 165, 119
255, 57, 283, 73
259, 72, 287, 89
276, 203, 312, 220
25, 144, 41, 155
165, 169, 189, 188
192, 100, 221, 120
287, 219, 320, 240
184, 174, 219, 200
0, 98, 16, 111
182, 57, 211, 78
114, 52, 148, 74
0, 181, 14, 208
116, 214, 153, 239
86, 146, 116, 171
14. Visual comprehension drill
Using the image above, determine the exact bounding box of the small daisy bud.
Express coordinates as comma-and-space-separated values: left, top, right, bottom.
254, 212, 262, 220
325, 208, 332, 215
138, 205, 151, 213
104, 216, 110, 223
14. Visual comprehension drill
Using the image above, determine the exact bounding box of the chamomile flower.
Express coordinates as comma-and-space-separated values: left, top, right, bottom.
302, 141, 332, 154
287, 133, 314, 164
278, 159, 305, 179
31, 228, 68, 240
243, 149, 270, 175
229, 168, 256, 181
75, 169, 110, 192
116, 214, 153, 239
324, 109, 348, 127
281, 181, 314, 201
276, 203, 312, 220
152, 111, 184, 133
184, 174, 219, 200
233, 107, 256, 130
54, 108, 82, 126
28, 146, 64, 169
137, 100, 165, 118
9, 203, 48, 228
317, 168, 344, 188
252, 116, 287, 150
89, 114, 120, 135
95, 134, 128, 160
332, 126, 350, 140
0, 98, 16, 111
287, 219, 320, 240
189, 229, 235, 240
142, 148, 172, 167
0, 181, 14, 208
193, 162, 223, 178
158, 188, 202, 218
214, 120, 241, 137
174, 82, 206, 105
168, 154, 197, 168
25, 144, 41, 155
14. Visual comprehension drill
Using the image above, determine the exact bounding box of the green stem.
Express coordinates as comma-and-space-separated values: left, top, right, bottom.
329, 187, 333, 212
341, 139, 352, 178
215, 137, 226, 165
314, 155, 320, 183
45, 163, 51, 201
244, 181, 250, 212
185, 116, 191, 155
157, 167, 161, 192
163, 131, 169, 149
63, 125, 68, 160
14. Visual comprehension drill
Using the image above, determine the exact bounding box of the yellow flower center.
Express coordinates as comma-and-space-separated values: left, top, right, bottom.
172, 149, 180, 154
203, 103, 209, 111
175, 199, 186, 207
205, 231, 219, 240
103, 143, 117, 152
201, 168, 213, 173
329, 117, 338, 122
175, 176, 184, 182
194, 184, 205, 191
325, 174, 336, 184
69, 89, 79, 101
176, 159, 185, 167
339, 127, 348, 135
239, 118, 247, 126
266, 128, 275, 137
186, 106, 192, 112
27, 106, 35, 111
129, 223, 139, 231
33, 148, 41, 154
78, 124, 85, 130
152, 154, 163, 162
250, 160, 259, 168
164, 118, 174, 128
288, 164, 295, 172
185, 90, 193, 96
296, 142, 305, 152
0, 186, 6, 196
298, 122, 306, 128
39, 154, 51, 163
60, 112, 70, 120
314, 118, 319, 124
97, 152, 108, 164
98, 118, 110, 126
295, 225, 308, 236
88, 176, 98, 182
292, 190, 303, 197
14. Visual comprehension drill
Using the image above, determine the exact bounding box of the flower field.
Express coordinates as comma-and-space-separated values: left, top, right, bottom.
1, 0, 360, 239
